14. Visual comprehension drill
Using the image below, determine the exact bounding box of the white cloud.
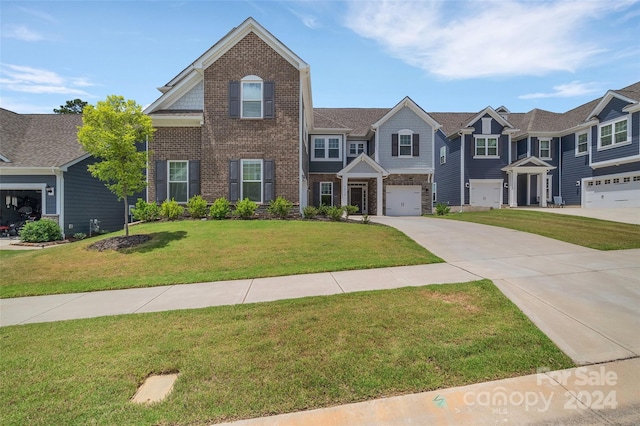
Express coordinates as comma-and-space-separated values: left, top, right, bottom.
519, 81, 602, 99
289, 8, 320, 29
343, 0, 635, 80
3, 25, 44, 41
0, 64, 92, 96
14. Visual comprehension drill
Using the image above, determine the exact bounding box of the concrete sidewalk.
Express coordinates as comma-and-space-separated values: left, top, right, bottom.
0, 263, 481, 326
218, 357, 640, 426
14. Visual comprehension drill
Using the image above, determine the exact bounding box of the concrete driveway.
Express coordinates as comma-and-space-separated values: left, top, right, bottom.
372, 216, 640, 365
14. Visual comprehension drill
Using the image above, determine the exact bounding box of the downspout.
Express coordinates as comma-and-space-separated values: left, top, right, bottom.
298, 73, 305, 214
54, 168, 65, 238
145, 134, 149, 202
459, 132, 465, 212
558, 137, 562, 199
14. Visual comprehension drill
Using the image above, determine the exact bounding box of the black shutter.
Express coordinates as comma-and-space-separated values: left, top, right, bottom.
313, 182, 320, 207
229, 81, 240, 118
391, 134, 398, 157
189, 160, 200, 197
263, 160, 275, 202
229, 160, 239, 202
155, 160, 166, 202
263, 81, 274, 119
413, 133, 420, 157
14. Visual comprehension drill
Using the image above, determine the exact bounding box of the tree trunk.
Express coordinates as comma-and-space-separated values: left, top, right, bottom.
123, 194, 129, 237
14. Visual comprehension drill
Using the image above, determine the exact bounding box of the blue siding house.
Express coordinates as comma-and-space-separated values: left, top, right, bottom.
0, 109, 137, 236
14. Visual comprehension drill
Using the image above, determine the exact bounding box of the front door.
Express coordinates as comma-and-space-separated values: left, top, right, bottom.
348, 184, 367, 214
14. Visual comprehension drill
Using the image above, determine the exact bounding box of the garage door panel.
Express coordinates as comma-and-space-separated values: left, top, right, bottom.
386, 185, 421, 216
584, 175, 640, 208
470, 180, 502, 208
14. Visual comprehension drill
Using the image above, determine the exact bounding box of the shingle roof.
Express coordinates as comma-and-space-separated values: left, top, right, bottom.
313, 108, 389, 137
0, 108, 86, 168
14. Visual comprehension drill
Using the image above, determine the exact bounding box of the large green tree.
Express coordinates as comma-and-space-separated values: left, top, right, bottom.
77, 95, 155, 237
53, 98, 88, 114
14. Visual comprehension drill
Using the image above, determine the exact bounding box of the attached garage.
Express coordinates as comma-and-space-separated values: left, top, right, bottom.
469, 179, 503, 209
583, 173, 640, 208
385, 185, 421, 216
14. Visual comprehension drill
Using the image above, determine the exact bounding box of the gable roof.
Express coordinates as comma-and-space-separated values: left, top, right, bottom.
586, 81, 640, 120
337, 152, 389, 177
463, 106, 514, 130
0, 108, 86, 169
145, 17, 311, 116
372, 97, 441, 131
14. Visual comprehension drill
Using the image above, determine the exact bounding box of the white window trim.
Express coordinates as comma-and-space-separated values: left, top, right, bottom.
320, 181, 333, 206
439, 146, 446, 164
240, 75, 263, 119
597, 116, 630, 151
474, 135, 499, 158
240, 159, 263, 203
311, 135, 343, 161
348, 141, 367, 157
167, 160, 189, 203
575, 131, 589, 157
539, 138, 552, 160
398, 129, 414, 158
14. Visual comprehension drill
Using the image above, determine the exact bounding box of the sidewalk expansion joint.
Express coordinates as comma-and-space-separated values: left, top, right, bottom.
133, 285, 176, 313
241, 280, 254, 304
329, 272, 345, 294
17, 291, 89, 325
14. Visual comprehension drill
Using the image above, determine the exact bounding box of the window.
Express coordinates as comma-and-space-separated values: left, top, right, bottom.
399, 134, 412, 156
576, 132, 588, 156
241, 77, 262, 118
168, 161, 188, 203
440, 146, 446, 164
312, 136, 342, 161
320, 182, 333, 206
624, 177, 631, 183
241, 159, 262, 202
539, 139, 551, 159
349, 142, 366, 156
599, 117, 629, 149
475, 136, 498, 157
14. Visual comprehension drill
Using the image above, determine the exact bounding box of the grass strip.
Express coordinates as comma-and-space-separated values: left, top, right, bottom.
0, 280, 574, 425
0, 220, 441, 298
440, 209, 640, 250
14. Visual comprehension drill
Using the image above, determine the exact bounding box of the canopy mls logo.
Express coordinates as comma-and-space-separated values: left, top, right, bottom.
537, 366, 618, 411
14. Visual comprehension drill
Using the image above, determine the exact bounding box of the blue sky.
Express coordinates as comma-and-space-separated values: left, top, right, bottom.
1, 0, 639, 115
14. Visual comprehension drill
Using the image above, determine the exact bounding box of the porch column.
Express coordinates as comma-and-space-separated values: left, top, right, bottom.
377, 176, 383, 216
341, 176, 348, 207
540, 172, 547, 207
508, 171, 518, 207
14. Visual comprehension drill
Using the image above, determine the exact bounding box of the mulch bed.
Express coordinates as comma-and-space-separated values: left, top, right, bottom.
87, 235, 151, 251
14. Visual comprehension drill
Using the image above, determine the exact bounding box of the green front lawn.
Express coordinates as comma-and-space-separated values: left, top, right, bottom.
0, 280, 574, 426
441, 209, 640, 250
0, 220, 441, 298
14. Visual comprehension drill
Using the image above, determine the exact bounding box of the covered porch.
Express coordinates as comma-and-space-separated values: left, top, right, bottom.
502, 156, 556, 208
337, 153, 389, 216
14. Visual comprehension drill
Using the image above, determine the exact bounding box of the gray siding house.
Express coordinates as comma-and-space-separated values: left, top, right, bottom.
0, 108, 134, 236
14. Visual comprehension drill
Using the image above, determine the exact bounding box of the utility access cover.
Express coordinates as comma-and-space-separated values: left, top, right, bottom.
132, 373, 179, 404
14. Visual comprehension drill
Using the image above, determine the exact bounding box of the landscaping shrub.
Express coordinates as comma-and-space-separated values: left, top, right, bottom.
435, 202, 451, 216
343, 205, 359, 219
160, 199, 184, 221
302, 205, 318, 219
187, 195, 208, 219
267, 196, 293, 219
361, 214, 370, 224
317, 204, 330, 216
234, 198, 257, 219
210, 197, 231, 220
73, 232, 87, 240
132, 198, 160, 222
326, 206, 344, 221
19, 219, 63, 243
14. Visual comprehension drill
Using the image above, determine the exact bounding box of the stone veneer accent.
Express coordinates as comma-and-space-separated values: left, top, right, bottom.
384, 174, 433, 215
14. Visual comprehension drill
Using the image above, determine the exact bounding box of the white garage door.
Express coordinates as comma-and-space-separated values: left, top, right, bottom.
584, 174, 640, 208
470, 179, 503, 208
386, 185, 421, 216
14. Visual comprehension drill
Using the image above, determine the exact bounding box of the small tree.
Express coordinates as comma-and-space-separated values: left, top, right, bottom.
54, 98, 88, 114
77, 95, 155, 236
